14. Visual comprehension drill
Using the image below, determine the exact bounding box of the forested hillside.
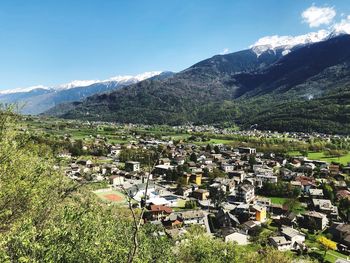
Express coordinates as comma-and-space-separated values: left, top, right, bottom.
48, 35, 350, 134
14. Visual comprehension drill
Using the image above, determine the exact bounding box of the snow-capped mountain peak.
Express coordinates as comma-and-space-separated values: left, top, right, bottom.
107, 71, 162, 83
0, 71, 163, 95
0, 85, 49, 95
57, 80, 100, 90
250, 29, 330, 57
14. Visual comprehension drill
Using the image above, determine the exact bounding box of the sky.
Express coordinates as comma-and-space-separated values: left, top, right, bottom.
0, 0, 350, 90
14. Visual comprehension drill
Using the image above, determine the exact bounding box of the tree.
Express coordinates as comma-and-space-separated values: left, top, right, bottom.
176, 176, 188, 187
206, 144, 212, 152
283, 198, 302, 213
248, 155, 257, 167
214, 145, 220, 154
209, 187, 226, 208
339, 198, 350, 221
322, 184, 335, 202
318, 236, 337, 261
249, 228, 273, 246
185, 200, 197, 209
189, 152, 197, 162
0, 110, 175, 263
209, 168, 226, 180
177, 227, 298, 263
203, 167, 210, 177
300, 150, 309, 157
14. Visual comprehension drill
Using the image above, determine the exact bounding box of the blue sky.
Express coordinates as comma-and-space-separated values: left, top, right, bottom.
1, 0, 350, 89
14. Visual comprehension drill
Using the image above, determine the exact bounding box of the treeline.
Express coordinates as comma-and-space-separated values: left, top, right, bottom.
119, 147, 160, 165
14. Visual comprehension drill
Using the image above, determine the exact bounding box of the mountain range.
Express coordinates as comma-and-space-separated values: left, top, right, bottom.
0, 71, 164, 114
42, 32, 350, 134
4, 31, 350, 134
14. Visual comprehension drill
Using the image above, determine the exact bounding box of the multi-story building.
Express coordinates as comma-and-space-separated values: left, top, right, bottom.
236, 183, 255, 203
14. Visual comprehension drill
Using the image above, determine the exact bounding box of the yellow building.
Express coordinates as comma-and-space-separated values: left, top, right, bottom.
253, 205, 267, 222
183, 173, 202, 186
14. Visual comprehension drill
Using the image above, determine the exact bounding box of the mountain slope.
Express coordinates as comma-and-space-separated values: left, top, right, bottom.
52, 34, 350, 134
55, 48, 285, 123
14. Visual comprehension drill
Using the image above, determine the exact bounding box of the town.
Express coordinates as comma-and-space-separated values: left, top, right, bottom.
33, 117, 350, 263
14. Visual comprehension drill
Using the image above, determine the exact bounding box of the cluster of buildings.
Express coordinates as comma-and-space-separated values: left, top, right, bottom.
60, 132, 350, 256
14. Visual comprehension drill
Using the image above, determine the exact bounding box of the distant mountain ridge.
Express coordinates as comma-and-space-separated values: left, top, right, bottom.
0, 71, 165, 114
47, 33, 350, 134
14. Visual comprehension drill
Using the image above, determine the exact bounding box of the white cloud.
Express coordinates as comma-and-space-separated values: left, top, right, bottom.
302, 6, 336, 28
220, 48, 230, 55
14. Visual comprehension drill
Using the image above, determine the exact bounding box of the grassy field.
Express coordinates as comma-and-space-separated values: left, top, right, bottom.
258, 195, 287, 205
169, 134, 191, 140
305, 232, 349, 263
289, 151, 350, 165
323, 250, 349, 263
194, 139, 237, 145
269, 196, 288, 205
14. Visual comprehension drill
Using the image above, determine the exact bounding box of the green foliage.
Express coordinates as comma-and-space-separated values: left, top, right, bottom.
185, 200, 197, 209
338, 198, 350, 221
283, 198, 303, 213
189, 152, 197, 163
177, 227, 307, 263
321, 184, 335, 203
119, 147, 159, 165
208, 168, 226, 180
259, 182, 300, 198
209, 187, 227, 208
0, 110, 174, 263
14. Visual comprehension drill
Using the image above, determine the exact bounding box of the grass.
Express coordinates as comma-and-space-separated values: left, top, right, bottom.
305, 232, 349, 263
194, 139, 236, 145
176, 199, 186, 208
269, 196, 288, 205
324, 250, 349, 262
288, 151, 350, 165
308, 246, 349, 263
85, 181, 109, 190
169, 134, 191, 140
258, 195, 287, 205
308, 151, 350, 165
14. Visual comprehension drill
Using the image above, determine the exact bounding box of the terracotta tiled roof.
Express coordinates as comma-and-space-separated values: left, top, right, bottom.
150, 205, 172, 214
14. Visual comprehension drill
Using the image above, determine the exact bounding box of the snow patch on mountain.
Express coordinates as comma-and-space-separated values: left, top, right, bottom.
57, 80, 100, 90
333, 15, 350, 35
0, 71, 162, 95
0, 85, 49, 95
107, 71, 162, 83
250, 30, 330, 57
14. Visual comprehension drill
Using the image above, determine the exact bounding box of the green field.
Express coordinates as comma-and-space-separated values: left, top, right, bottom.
305, 233, 349, 263
269, 196, 288, 205
289, 151, 350, 165
169, 134, 191, 140
194, 139, 237, 145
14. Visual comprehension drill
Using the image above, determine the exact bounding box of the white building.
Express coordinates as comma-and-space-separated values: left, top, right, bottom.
281, 226, 305, 250
269, 236, 292, 251
224, 232, 250, 245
